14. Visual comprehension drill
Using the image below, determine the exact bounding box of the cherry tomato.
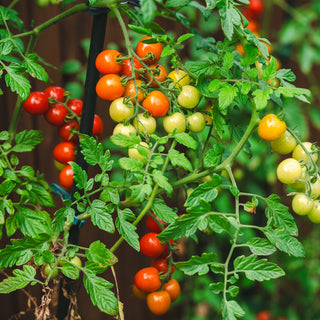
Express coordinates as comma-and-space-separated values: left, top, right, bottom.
67, 98, 83, 117
53, 141, 77, 164
70, 256, 82, 268
134, 267, 161, 292
43, 86, 65, 103
92, 114, 104, 136
128, 142, 150, 162
44, 103, 68, 126
291, 194, 314, 216
121, 57, 143, 79
245, 0, 264, 20
268, 78, 280, 88
44, 264, 59, 278
258, 114, 286, 141
151, 257, 175, 275
132, 284, 147, 300
256, 310, 273, 320
276, 158, 302, 185
187, 112, 206, 133
112, 123, 136, 136
35, 0, 50, 7
145, 214, 165, 233
163, 278, 180, 302
95, 49, 122, 74
163, 112, 186, 134
136, 36, 162, 65
270, 130, 296, 155
168, 69, 190, 88
145, 64, 167, 88
308, 200, 320, 223
142, 90, 169, 117
177, 85, 200, 109
246, 19, 259, 33
59, 120, 80, 142
133, 113, 157, 135
139, 232, 167, 257
292, 142, 318, 163
109, 97, 134, 123
288, 167, 306, 192
23, 91, 49, 115
310, 177, 320, 199
146, 291, 171, 315
124, 79, 145, 104
59, 164, 74, 190
96, 74, 125, 101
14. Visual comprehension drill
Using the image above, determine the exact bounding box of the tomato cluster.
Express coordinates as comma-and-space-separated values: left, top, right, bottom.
95, 36, 206, 163
258, 114, 320, 223
23, 86, 104, 191
132, 213, 180, 315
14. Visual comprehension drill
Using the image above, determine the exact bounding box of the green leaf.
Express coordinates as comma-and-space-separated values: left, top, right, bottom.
275, 86, 311, 103
168, 149, 193, 172
4, 66, 31, 100
110, 133, 140, 148
165, 0, 191, 7
175, 253, 217, 275
240, 82, 251, 95
13, 130, 43, 152
223, 51, 234, 70
218, 85, 238, 110
23, 54, 48, 82
53, 207, 75, 237
276, 69, 296, 82
0, 265, 36, 294
246, 237, 276, 256
116, 208, 140, 251
129, 184, 152, 203
70, 162, 87, 190
222, 299, 245, 320
128, 24, 152, 36
177, 33, 194, 44
219, 5, 234, 40
62, 59, 82, 74
234, 255, 285, 281
210, 281, 224, 294
152, 198, 177, 223
89, 199, 115, 233
152, 170, 173, 195
118, 157, 144, 171
185, 60, 211, 77
174, 132, 197, 149
262, 56, 277, 80
208, 79, 221, 93
61, 263, 80, 280
28, 181, 55, 207
203, 145, 224, 168
141, 0, 156, 25
83, 271, 118, 316
252, 87, 272, 111
86, 241, 118, 267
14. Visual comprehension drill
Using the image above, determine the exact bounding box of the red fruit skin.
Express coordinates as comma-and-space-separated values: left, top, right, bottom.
256, 310, 273, 320
44, 86, 66, 103
59, 121, 80, 143
44, 103, 68, 126
145, 215, 165, 233
121, 57, 143, 79
92, 114, 104, 136
23, 91, 49, 115
67, 98, 83, 117
53, 141, 77, 164
134, 267, 161, 292
59, 164, 74, 190
139, 232, 167, 257
151, 257, 175, 275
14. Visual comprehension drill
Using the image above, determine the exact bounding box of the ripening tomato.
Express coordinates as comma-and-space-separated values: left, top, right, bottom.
167, 69, 190, 88
246, 19, 259, 33
92, 114, 104, 136
142, 90, 169, 117
67, 98, 83, 117
145, 64, 168, 88
121, 57, 143, 79
146, 291, 171, 315
113, 123, 136, 137
134, 267, 161, 292
139, 232, 167, 257
133, 113, 157, 134
43, 86, 65, 103
44, 264, 59, 278
151, 257, 175, 275
276, 158, 302, 184
163, 112, 186, 134
132, 284, 148, 300
23, 91, 49, 115
124, 79, 145, 104
59, 164, 74, 190
270, 130, 296, 155
59, 120, 80, 142
291, 194, 314, 216
96, 74, 125, 101
44, 103, 68, 126
95, 49, 122, 74
53, 141, 77, 164
109, 97, 134, 123
136, 36, 162, 65
292, 142, 318, 163
163, 278, 180, 302
187, 112, 206, 133
177, 85, 200, 109
308, 200, 320, 223
258, 114, 286, 141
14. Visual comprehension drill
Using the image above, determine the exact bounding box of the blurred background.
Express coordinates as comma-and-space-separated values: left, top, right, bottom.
0, 0, 320, 319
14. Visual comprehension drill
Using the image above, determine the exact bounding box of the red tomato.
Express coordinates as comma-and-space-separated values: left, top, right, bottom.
146, 291, 171, 315
67, 98, 83, 117
151, 257, 175, 275
134, 267, 161, 292
121, 57, 143, 79
136, 36, 162, 65
95, 49, 122, 74
96, 74, 125, 101
142, 90, 169, 117
23, 91, 49, 115
59, 164, 74, 190
53, 141, 77, 164
244, 0, 264, 19
43, 86, 65, 103
145, 64, 168, 88
256, 310, 273, 320
132, 284, 147, 300
140, 232, 167, 257
92, 114, 103, 136
59, 120, 79, 142
163, 278, 180, 302
44, 103, 68, 126
145, 214, 166, 233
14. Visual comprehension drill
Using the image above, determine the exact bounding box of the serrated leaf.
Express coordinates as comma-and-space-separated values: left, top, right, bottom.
89, 199, 115, 233
166, 0, 191, 7
276, 69, 296, 82
13, 130, 43, 152
53, 207, 75, 237
28, 181, 55, 207
110, 133, 140, 148
222, 299, 245, 320
240, 82, 251, 95
252, 88, 271, 110
246, 237, 276, 256
152, 198, 177, 223
86, 241, 118, 267
129, 184, 152, 203
209, 281, 224, 294
175, 253, 217, 275
203, 144, 224, 168
168, 149, 193, 172
174, 132, 197, 149
5, 66, 31, 100
141, 0, 156, 25
152, 170, 173, 194
218, 85, 238, 110
262, 56, 277, 80
23, 54, 48, 82
177, 33, 194, 44
70, 162, 87, 190
118, 157, 144, 171
128, 24, 152, 36
62, 263, 80, 280
223, 51, 234, 70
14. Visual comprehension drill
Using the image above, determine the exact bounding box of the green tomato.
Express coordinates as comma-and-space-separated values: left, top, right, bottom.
35, 0, 50, 7
113, 123, 136, 136
128, 142, 150, 162
310, 177, 320, 199
70, 256, 82, 268
177, 85, 200, 109
187, 112, 206, 133
291, 194, 314, 216
270, 130, 296, 155
292, 142, 318, 163
109, 97, 134, 123
276, 158, 302, 184
44, 264, 59, 278
288, 167, 306, 192
308, 200, 320, 223
163, 112, 186, 134
133, 113, 157, 134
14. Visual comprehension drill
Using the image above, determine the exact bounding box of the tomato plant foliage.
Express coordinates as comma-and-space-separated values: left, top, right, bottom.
0, 0, 318, 319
